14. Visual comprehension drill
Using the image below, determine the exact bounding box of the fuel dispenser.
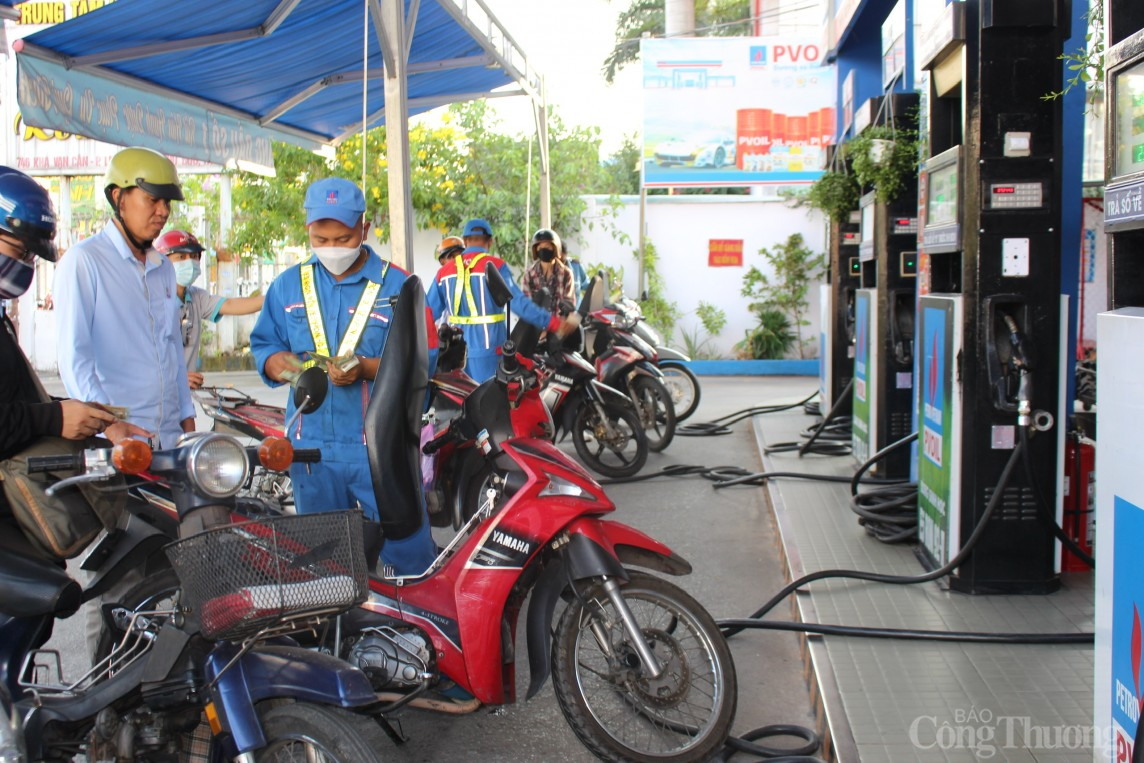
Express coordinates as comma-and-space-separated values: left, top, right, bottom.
1093, 3, 1144, 759
914, 0, 1069, 594
820, 157, 861, 417
851, 93, 919, 478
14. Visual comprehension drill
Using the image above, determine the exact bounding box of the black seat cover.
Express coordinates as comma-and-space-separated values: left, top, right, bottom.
0, 533, 81, 619
365, 277, 429, 541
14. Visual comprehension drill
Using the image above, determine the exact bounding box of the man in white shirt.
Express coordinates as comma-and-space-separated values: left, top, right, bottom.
54, 147, 195, 448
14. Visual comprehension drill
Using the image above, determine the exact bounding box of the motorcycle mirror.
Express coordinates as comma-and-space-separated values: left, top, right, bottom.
293, 366, 329, 414
281, 366, 329, 434
485, 262, 514, 308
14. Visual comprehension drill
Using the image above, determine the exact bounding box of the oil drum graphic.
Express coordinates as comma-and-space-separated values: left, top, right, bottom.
736, 108, 772, 169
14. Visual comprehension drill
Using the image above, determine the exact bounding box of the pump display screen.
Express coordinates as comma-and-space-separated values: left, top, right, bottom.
1113, 59, 1144, 178
861, 201, 875, 242
927, 161, 959, 226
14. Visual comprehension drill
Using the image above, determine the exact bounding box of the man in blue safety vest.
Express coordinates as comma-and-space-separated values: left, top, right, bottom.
250, 177, 436, 576
427, 218, 561, 381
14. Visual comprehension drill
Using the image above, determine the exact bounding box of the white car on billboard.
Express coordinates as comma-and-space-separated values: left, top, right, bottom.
653, 134, 736, 168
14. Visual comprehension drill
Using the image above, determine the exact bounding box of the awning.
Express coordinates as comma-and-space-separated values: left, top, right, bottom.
11, 0, 545, 264
13, 0, 539, 164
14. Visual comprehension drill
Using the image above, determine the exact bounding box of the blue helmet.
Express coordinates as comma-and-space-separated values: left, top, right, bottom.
0, 168, 58, 262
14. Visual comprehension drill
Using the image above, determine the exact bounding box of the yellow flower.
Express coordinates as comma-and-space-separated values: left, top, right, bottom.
432, 203, 443, 211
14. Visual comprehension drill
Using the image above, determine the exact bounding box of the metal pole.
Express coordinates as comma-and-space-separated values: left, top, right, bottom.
379, 0, 414, 271
535, 77, 551, 229
637, 185, 647, 299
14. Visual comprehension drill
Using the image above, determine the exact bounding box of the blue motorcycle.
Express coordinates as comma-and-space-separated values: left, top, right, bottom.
0, 370, 388, 762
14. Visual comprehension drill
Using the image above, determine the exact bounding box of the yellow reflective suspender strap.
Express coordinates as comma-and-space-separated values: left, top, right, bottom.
337, 280, 382, 357
300, 265, 329, 363
299, 262, 386, 368
449, 253, 506, 326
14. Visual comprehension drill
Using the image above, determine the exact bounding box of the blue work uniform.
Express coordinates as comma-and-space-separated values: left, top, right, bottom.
426, 246, 559, 382
250, 248, 436, 575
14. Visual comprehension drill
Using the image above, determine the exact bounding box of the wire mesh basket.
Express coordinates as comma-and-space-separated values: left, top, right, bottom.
166, 510, 368, 641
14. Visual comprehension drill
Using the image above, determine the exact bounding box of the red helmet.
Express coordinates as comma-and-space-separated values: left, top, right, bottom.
154, 229, 204, 256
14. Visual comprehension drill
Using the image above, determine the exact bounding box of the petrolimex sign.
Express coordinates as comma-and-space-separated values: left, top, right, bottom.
641, 37, 836, 189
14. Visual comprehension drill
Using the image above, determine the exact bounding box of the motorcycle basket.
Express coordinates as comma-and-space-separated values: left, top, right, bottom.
165, 510, 368, 641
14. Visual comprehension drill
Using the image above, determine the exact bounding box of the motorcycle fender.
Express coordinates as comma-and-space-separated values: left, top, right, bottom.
524, 526, 691, 700
656, 347, 691, 362
632, 360, 664, 380
590, 379, 635, 411
80, 513, 170, 603
207, 643, 377, 755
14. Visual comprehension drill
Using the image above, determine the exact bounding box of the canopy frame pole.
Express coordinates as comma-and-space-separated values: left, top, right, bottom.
532, 77, 550, 229
373, 0, 415, 271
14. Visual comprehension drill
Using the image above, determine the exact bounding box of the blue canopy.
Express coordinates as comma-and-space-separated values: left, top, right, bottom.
14, 0, 539, 157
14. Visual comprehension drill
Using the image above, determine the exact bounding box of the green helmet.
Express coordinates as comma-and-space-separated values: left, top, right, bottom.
103, 147, 184, 203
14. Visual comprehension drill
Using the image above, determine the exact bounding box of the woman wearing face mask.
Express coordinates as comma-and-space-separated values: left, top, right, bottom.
0, 168, 145, 514
155, 229, 264, 390
522, 228, 574, 314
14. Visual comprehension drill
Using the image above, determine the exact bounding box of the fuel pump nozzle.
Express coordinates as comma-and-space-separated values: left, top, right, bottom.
1001, 313, 1034, 429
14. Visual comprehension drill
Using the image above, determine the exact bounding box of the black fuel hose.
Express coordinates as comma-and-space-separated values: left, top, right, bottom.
847, 432, 918, 543
722, 437, 1028, 638
677, 390, 820, 437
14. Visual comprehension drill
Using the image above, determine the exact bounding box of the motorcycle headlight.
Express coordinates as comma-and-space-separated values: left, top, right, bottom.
186, 434, 250, 499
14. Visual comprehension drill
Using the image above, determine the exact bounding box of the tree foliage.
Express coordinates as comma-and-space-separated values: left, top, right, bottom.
740, 233, 824, 359
222, 101, 616, 268
603, 0, 751, 84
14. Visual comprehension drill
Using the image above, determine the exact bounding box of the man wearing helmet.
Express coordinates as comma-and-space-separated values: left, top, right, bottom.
155, 229, 264, 389
522, 228, 574, 311
435, 235, 464, 268
54, 147, 195, 449
0, 167, 148, 545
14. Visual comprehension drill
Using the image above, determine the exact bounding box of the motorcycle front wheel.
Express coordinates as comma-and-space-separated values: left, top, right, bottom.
255, 702, 387, 762
629, 376, 676, 452
571, 401, 648, 479
658, 362, 700, 422
551, 571, 737, 762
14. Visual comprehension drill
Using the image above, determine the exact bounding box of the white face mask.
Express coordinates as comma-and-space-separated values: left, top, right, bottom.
312, 241, 362, 276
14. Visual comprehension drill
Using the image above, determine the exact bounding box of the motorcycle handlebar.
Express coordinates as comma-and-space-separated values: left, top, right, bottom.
26, 453, 86, 474
242, 445, 322, 465
290, 448, 322, 464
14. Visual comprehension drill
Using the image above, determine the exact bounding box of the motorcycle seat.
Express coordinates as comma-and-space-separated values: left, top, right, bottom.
0, 530, 81, 619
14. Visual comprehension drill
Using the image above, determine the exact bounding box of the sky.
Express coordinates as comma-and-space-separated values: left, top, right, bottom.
417, 0, 644, 155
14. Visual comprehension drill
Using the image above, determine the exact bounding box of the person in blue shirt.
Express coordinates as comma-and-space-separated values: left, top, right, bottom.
54, 147, 194, 449
426, 218, 561, 382
250, 178, 436, 576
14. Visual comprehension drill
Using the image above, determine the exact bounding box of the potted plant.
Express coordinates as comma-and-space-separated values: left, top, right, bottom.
804, 169, 861, 224
846, 125, 919, 204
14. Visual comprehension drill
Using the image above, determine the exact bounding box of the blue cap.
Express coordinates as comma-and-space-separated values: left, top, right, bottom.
462, 218, 493, 237
304, 178, 366, 227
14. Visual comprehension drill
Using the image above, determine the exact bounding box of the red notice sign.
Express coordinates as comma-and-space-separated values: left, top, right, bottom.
708, 239, 744, 267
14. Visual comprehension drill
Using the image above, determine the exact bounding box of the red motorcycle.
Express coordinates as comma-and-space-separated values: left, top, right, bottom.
356, 275, 736, 761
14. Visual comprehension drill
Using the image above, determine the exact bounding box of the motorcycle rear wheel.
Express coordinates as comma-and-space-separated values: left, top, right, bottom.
551, 571, 737, 762
571, 401, 648, 479
658, 363, 700, 422
630, 376, 676, 452
255, 702, 387, 762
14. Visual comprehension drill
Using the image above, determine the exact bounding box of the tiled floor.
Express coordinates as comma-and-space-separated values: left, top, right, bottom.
750, 409, 1095, 762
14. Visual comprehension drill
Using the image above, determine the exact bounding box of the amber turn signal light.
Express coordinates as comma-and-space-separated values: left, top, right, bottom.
258, 437, 293, 472
112, 439, 152, 474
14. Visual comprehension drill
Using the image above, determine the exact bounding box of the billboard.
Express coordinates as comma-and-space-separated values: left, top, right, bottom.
641, 37, 836, 188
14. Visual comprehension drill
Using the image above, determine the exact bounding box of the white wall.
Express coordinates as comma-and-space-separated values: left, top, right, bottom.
572, 194, 828, 358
